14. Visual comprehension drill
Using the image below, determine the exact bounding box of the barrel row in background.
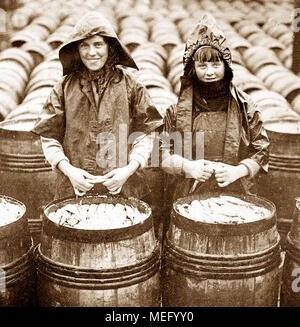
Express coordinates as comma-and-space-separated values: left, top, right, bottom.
0, 0, 298, 121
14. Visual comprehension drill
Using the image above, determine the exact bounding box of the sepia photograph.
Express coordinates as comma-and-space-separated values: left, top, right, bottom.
0, 0, 299, 319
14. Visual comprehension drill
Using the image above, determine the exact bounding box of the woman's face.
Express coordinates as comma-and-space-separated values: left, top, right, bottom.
78, 35, 109, 71
194, 60, 225, 82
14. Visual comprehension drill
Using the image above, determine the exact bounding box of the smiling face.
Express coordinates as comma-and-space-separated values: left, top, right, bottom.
193, 46, 225, 83
194, 61, 225, 82
78, 35, 109, 71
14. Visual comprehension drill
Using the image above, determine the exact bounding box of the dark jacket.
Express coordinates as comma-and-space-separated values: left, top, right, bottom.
161, 14, 269, 200
32, 12, 163, 199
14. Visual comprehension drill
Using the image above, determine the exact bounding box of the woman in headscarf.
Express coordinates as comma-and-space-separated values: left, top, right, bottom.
32, 11, 163, 201
161, 14, 270, 228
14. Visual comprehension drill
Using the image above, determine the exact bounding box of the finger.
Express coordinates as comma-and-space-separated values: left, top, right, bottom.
215, 175, 226, 183
214, 172, 225, 178
103, 171, 115, 179
102, 180, 115, 187
107, 184, 121, 192
203, 167, 214, 174
109, 187, 122, 195
76, 181, 94, 191
83, 171, 96, 179
74, 188, 86, 196
217, 181, 229, 188
214, 167, 225, 174
93, 175, 107, 183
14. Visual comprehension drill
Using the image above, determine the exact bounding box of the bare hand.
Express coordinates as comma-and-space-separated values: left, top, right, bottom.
65, 165, 96, 194
102, 166, 134, 194
214, 163, 248, 187
183, 159, 214, 182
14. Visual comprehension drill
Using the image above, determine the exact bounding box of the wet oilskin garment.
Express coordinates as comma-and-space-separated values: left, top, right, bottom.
162, 14, 269, 198
161, 14, 269, 223
31, 12, 163, 200
171, 107, 245, 202
32, 66, 162, 200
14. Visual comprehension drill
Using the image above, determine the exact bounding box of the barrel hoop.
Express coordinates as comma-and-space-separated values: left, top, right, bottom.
269, 164, 300, 172
35, 243, 160, 276
0, 152, 46, 160
162, 251, 281, 280
0, 165, 52, 172
36, 263, 159, 291
0, 244, 35, 287
42, 196, 153, 243
163, 240, 281, 274
164, 237, 281, 265
170, 210, 276, 237
269, 153, 300, 161
2, 264, 35, 288
35, 246, 160, 290
269, 160, 300, 168
0, 242, 34, 271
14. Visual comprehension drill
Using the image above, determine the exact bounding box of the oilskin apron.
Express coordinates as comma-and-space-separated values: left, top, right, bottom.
54, 74, 151, 201
171, 108, 245, 201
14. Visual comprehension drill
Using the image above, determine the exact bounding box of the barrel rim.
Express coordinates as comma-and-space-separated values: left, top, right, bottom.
41, 195, 153, 243
0, 195, 27, 235
172, 191, 276, 236
263, 118, 300, 136
0, 117, 38, 137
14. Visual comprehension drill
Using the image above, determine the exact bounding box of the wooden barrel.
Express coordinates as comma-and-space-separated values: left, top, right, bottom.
280, 197, 300, 306
35, 195, 161, 307
0, 118, 56, 245
161, 192, 281, 307
0, 195, 35, 306
258, 119, 300, 247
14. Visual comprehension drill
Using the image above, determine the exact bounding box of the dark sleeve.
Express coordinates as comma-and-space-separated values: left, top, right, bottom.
163, 104, 177, 134
245, 96, 270, 173
31, 77, 67, 144
129, 77, 164, 134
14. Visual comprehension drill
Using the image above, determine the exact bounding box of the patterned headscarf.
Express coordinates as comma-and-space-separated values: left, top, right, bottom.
183, 14, 232, 76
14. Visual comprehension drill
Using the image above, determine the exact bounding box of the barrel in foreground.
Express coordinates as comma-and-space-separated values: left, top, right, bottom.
35, 195, 161, 307
162, 191, 281, 307
0, 195, 35, 307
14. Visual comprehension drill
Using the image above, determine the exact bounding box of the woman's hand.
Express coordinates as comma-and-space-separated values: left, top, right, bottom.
214, 163, 249, 187
102, 160, 140, 194
183, 159, 214, 182
58, 160, 96, 195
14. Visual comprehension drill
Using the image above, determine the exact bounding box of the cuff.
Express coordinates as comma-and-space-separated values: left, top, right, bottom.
129, 153, 147, 169
239, 159, 261, 178
51, 153, 70, 172
162, 154, 185, 175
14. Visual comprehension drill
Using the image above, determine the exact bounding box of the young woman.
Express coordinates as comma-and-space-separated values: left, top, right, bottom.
161, 14, 270, 217
32, 11, 163, 201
